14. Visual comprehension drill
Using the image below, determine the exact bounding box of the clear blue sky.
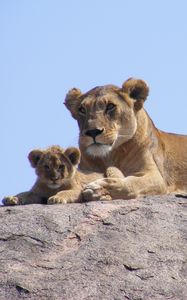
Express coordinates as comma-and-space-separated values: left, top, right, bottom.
1, 1, 187, 202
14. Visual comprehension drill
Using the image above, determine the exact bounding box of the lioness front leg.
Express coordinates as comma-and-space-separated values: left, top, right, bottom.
48, 190, 81, 204
83, 172, 167, 201
82, 166, 125, 201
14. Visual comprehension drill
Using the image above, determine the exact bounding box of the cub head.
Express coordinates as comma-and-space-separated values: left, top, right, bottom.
28, 146, 80, 189
64, 78, 149, 157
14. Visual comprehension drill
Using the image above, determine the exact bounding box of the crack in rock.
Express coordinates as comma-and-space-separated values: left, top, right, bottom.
15, 284, 30, 294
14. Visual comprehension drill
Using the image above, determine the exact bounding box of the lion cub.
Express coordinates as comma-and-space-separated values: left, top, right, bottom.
3, 146, 123, 205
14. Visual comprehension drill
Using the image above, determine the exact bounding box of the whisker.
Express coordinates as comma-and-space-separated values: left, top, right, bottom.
118, 134, 132, 137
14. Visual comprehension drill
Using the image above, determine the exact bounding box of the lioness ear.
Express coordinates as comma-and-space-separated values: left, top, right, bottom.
64, 147, 81, 166
28, 150, 43, 168
64, 88, 82, 119
122, 78, 149, 110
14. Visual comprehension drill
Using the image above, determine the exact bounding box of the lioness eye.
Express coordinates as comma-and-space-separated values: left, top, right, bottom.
106, 103, 116, 112
78, 106, 86, 115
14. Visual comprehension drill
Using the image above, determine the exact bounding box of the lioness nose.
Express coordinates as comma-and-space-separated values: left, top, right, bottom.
85, 128, 104, 138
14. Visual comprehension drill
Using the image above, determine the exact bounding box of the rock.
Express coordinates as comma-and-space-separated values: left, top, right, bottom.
0, 195, 186, 300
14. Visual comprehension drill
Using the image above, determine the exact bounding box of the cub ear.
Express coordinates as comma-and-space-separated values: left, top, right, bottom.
64, 147, 81, 166
28, 149, 43, 168
122, 78, 149, 110
64, 88, 82, 119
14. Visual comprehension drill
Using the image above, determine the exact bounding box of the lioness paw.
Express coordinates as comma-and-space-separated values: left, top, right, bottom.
82, 179, 112, 202
83, 188, 112, 202
3, 196, 20, 206
47, 196, 67, 205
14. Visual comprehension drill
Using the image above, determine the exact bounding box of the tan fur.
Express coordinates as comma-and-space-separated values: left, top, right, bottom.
3, 146, 121, 205
65, 78, 187, 201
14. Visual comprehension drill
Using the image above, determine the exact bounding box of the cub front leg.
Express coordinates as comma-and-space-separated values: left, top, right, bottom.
48, 190, 81, 204
3, 192, 44, 205
3, 196, 20, 206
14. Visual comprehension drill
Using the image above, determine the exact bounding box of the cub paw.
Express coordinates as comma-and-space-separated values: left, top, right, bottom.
2, 196, 20, 206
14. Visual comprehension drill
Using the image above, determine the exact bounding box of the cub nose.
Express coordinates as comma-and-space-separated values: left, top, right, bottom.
51, 175, 60, 181
85, 128, 104, 139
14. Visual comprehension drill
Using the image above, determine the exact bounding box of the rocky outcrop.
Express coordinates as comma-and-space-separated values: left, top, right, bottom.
0, 195, 186, 300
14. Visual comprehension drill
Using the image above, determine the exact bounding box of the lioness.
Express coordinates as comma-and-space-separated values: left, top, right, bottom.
3, 146, 122, 205
65, 78, 187, 201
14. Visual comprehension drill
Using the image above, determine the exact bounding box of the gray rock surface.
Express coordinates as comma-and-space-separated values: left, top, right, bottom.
0, 195, 186, 300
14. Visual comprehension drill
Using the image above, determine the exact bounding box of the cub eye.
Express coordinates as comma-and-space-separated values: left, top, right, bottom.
106, 103, 116, 113
58, 165, 65, 171
44, 165, 50, 170
78, 106, 86, 115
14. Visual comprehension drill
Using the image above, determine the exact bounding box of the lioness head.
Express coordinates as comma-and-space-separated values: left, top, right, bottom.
65, 78, 149, 157
28, 146, 80, 189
